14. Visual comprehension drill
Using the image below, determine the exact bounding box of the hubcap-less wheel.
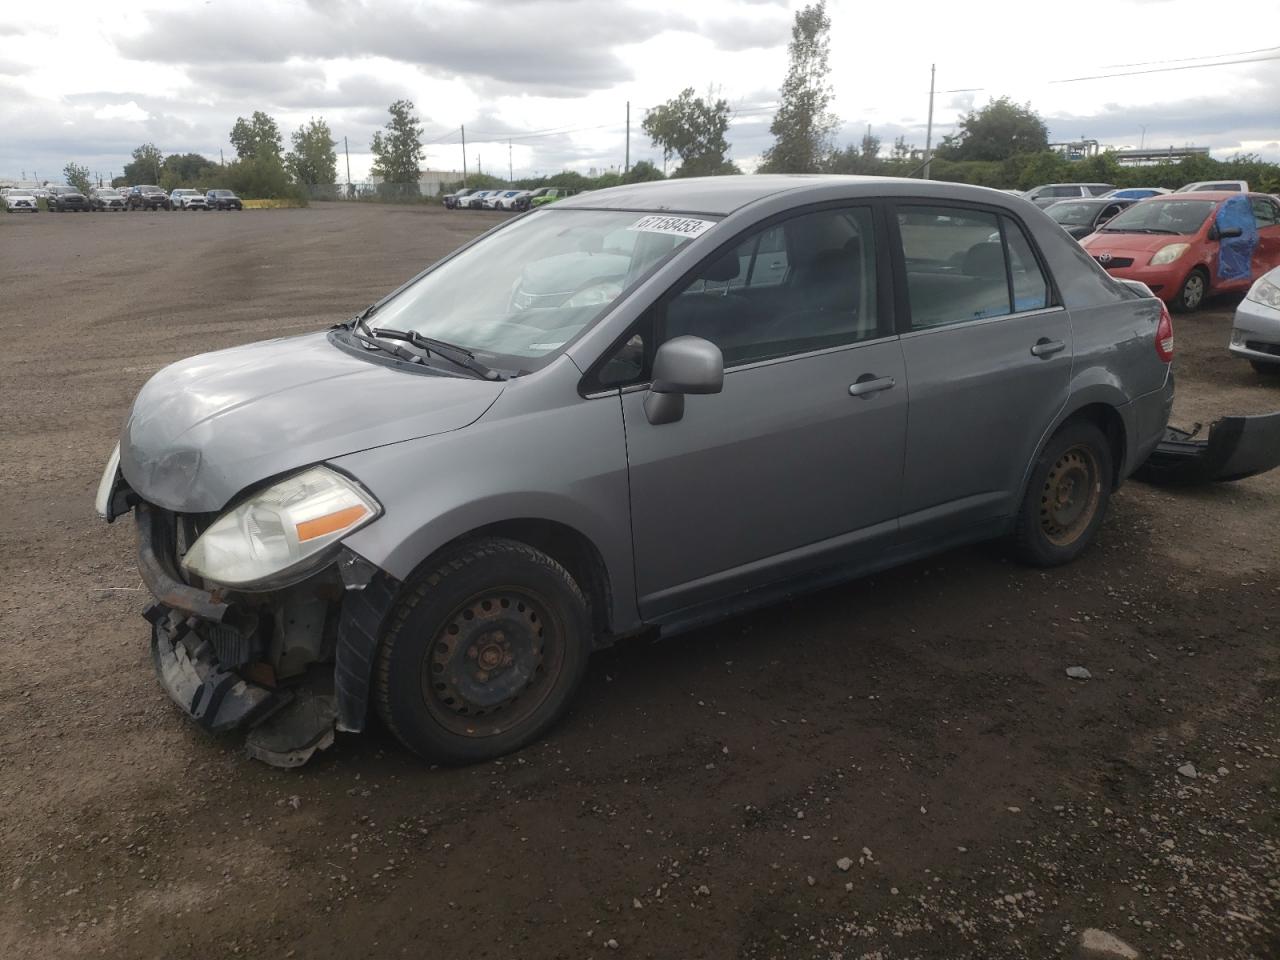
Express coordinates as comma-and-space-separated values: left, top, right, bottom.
1181, 273, 1205, 310
421, 588, 564, 736
1040, 445, 1101, 546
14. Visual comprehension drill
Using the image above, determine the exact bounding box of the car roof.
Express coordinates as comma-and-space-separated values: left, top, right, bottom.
554, 174, 1039, 216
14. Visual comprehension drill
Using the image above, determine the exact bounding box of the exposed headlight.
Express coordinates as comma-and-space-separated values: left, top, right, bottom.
1149, 243, 1190, 266
182, 465, 380, 590
1246, 275, 1280, 309
564, 281, 624, 308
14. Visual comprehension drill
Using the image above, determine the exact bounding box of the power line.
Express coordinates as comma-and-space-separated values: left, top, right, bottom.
1101, 45, 1280, 69
1051, 53, 1280, 84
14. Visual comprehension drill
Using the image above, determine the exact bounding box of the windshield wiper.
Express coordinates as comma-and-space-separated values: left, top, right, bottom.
351, 331, 425, 364
1101, 227, 1179, 235
372, 327, 502, 381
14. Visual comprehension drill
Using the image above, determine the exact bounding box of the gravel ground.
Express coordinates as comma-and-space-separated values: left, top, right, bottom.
0, 202, 1277, 960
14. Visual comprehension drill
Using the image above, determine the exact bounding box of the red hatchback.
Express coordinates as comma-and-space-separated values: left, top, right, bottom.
1081, 192, 1280, 312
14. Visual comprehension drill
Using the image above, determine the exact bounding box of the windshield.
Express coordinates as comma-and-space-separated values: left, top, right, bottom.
360, 208, 715, 372
1101, 199, 1216, 235
1046, 202, 1100, 226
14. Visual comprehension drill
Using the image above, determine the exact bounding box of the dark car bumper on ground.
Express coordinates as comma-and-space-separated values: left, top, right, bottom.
133, 503, 398, 766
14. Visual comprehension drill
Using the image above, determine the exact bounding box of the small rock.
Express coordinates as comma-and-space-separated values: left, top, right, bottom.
806, 875, 815, 887
844, 882, 854, 892
1217, 766, 1229, 777
836, 857, 853, 872
796, 811, 805, 820
1177, 763, 1197, 779
632, 898, 643, 909
1079, 927, 1139, 959
696, 884, 710, 896
1066, 666, 1092, 680
606, 939, 619, 950
1007, 806, 1021, 814
890, 886, 899, 895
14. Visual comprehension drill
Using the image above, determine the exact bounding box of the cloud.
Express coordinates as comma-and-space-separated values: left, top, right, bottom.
93, 101, 150, 123
701, 14, 790, 51
0, 57, 29, 75
115, 1, 695, 97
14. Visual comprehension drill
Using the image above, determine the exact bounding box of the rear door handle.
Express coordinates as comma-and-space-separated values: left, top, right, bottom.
1031, 338, 1066, 358
848, 375, 896, 398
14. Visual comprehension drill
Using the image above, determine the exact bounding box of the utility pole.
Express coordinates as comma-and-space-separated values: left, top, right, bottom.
508, 139, 512, 183
625, 100, 630, 173
923, 63, 935, 180
460, 125, 467, 187
1139, 124, 1147, 150
220, 148, 224, 166
343, 136, 351, 189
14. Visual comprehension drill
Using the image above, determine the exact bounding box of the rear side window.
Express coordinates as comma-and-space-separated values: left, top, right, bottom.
1251, 197, 1279, 227
896, 206, 1051, 329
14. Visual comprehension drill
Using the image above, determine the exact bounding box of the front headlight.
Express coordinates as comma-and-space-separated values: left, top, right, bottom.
1149, 243, 1190, 266
1246, 275, 1280, 309
182, 465, 380, 590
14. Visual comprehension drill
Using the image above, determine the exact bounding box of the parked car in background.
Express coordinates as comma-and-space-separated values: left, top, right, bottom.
1021, 183, 1114, 208
1175, 180, 1248, 193
205, 189, 243, 211
47, 186, 91, 212
127, 185, 171, 211
3, 189, 39, 212
1100, 187, 1170, 200
169, 189, 208, 210
488, 189, 524, 210
1229, 264, 1280, 374
91, 188, 127, 212
443, 188, 475, 209
1082, 192, 1280, 312
465, 190, 496, 209
1043, 197, 1137, 240
530, 187, 568, 207
99, 175, 1196, 768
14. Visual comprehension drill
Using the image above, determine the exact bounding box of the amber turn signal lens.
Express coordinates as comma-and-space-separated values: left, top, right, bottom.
295, 504, 369, 542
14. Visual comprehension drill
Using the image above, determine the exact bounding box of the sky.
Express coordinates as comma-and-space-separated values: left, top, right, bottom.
1, 0, 1277, 185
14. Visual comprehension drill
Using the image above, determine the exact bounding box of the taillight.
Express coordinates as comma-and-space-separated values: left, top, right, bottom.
1155, 301, 1174, 363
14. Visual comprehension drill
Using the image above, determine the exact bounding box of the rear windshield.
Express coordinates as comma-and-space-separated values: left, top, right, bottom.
1101, 199, 1216, 236
1046, 202, 1100, 226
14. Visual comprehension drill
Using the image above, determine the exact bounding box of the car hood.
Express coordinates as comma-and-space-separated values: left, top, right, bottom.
1082, 231, 1197, 256
120, 331, 505, 513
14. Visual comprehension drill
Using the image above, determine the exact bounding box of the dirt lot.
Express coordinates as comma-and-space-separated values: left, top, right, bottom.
1, 202, 1277, 960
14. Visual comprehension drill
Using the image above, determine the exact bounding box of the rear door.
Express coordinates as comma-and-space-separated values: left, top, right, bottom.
891, 203, 1071, 543
1249, 195, 1280, 277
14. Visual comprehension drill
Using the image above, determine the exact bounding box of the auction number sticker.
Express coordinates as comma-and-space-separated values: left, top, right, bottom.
627, 215, 716, 239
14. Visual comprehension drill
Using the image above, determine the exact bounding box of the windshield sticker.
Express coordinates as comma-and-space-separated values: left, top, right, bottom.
627, 215, 716, 239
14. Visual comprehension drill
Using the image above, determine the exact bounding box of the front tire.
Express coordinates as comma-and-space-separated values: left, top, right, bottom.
1171, 268, 1208, 314
374, 537, 592, 764
1013, 420, 1113, 567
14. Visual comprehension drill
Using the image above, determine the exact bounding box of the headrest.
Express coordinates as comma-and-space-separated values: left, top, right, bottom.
962, 242, 1006, 279
702, 253, 741, 283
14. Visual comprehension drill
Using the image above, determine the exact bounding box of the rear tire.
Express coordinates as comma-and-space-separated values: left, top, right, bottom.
1013, 420, 1113, 567
374, 537, 593, 764
1171, 268, 1208, 314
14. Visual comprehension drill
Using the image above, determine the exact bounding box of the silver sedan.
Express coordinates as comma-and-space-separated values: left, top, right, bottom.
1230, 265, 1280, 374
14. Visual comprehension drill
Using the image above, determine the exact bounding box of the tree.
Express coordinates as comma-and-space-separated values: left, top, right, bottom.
621, 159, 665, 184
370, 99, 424, 197
63, 162, 92, 194
230, 111, 284, 163
161, 152, 220, 189
936, 96, 1049, 162
642, 88, 737, 178
286, 117, 338, 188
860, 129, 881, 161
891, 136, 916, 161
123, 142, 163, 184
758, 1, 838, 173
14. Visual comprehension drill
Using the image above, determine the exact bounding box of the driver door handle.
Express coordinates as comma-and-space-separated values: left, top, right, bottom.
1031, 338, 1066, 358
848, 375, 896, 398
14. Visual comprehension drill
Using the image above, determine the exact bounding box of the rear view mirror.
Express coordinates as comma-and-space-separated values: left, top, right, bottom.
644, 336, 724, 425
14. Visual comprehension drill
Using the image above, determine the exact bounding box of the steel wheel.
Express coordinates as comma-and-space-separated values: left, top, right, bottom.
1174, 270, 1207, 313
420, 587, 565, 737
1039, 444, 1102, 547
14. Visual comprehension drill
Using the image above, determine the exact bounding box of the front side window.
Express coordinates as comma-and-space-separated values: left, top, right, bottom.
1251, 197, 1279, 227
362, 209, 714, 372
897, 206, 1012, 328
658, 206, 879, 367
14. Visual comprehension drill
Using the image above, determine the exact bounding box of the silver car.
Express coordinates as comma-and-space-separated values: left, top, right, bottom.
99, 176, 1192, 767
1230, 265, 1280, 373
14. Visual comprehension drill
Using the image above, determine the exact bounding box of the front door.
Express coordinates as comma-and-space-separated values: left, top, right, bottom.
891, 203, 1073, 542
621, 205, 909, 621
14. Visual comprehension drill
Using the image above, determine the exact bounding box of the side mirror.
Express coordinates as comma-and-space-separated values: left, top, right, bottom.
643, 336, 724, 425
1219, 226, 1244, 239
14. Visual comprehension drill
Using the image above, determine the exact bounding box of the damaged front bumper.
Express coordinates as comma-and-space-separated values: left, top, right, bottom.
135, 504, 398, 767
1135, 410, 1280, 484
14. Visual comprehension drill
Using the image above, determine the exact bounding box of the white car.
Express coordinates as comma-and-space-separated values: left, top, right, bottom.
1230, 265, 1280, 375
170, 189, 208, 210
1175, 180, 1249, 193
484, 190, 520, 209
497, 190, 533, 210
4, 190, 39, 212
